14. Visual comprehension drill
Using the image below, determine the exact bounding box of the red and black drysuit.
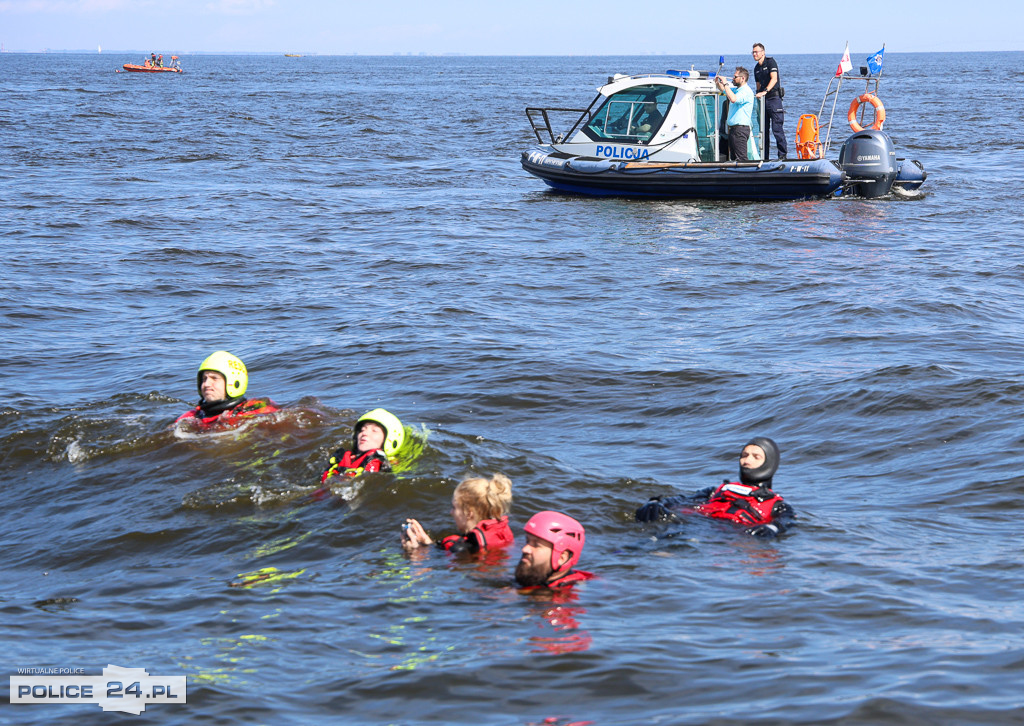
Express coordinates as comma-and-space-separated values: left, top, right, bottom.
320, 447, 391, 482
636, 481, 794, 537
176, 397, 279, 430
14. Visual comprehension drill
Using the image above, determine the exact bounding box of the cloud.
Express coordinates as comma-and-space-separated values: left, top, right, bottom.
0, 0, 273, 12
203, 0, 275, 14
0, 0, 130, 11
372, 22, 442, 39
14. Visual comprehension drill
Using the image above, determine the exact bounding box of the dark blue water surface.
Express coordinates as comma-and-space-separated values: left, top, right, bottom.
2, 51, 1024, 724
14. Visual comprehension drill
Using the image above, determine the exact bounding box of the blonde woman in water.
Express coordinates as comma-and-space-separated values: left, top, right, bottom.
402, 473, 514, 553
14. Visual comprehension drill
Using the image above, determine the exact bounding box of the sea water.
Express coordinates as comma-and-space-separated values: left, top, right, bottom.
2, 51, 1024, 724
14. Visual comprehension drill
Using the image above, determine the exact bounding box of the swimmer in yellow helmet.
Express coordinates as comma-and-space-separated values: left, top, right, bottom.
176, 351, 279, 430
321, 408, 404, 482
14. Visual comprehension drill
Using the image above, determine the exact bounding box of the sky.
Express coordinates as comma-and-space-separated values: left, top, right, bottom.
1, 0, 1021, 55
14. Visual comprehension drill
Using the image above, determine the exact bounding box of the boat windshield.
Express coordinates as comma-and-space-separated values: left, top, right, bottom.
584, 84, 675, 144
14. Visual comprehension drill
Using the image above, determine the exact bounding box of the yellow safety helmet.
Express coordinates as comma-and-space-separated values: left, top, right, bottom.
354, 408, 405, 455
197, 351, 248, 399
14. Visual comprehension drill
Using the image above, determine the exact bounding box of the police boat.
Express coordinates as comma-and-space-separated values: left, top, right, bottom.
522, 60, 925, 200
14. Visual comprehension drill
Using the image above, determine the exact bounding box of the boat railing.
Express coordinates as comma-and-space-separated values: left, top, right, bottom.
817, 71, 882, 156
526, 106, 593, 144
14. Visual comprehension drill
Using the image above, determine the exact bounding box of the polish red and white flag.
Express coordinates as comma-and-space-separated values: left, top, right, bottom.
836, 42, 853, 76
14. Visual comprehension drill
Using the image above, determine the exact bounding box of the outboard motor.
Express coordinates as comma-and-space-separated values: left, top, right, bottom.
838, 128, 897, 198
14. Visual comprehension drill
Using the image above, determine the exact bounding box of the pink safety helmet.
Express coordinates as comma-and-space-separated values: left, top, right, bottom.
524, 511, 585, 573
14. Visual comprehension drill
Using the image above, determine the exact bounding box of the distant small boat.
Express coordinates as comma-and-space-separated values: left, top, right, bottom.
284, 53, 302, 57
121, 64, 182, 73
119, 55, 183, 74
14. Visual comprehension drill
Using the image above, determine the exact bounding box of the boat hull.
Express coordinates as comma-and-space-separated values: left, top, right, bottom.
894, 158, 927, 192
121, 64, 182, 73
521, 149, 845, 201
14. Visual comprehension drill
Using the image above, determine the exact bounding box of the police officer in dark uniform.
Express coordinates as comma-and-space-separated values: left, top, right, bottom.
752, 43, 787, 160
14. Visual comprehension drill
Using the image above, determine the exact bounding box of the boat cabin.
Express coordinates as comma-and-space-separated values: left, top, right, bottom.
528, 70, 766, 164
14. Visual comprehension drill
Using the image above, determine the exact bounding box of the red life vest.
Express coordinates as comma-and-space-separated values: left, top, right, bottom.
440, 515, 514, 552
175, 398, 279, 430
320, 448, 389, 482
520, 570, 595, 593
694, 481, 784, 526
549, 570, 594, 589
471, 515, 514, 549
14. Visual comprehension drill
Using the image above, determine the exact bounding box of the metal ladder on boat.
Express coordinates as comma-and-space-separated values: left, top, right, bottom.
818, 71, 883, 155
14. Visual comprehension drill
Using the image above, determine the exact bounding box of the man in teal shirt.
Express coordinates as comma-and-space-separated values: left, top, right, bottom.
715, 66, 754, 160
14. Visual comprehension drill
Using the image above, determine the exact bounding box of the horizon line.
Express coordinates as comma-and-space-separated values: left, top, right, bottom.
2, 48, 1021, 56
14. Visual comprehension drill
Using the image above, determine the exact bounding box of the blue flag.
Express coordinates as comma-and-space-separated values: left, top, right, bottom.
867, 47, 884, 75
